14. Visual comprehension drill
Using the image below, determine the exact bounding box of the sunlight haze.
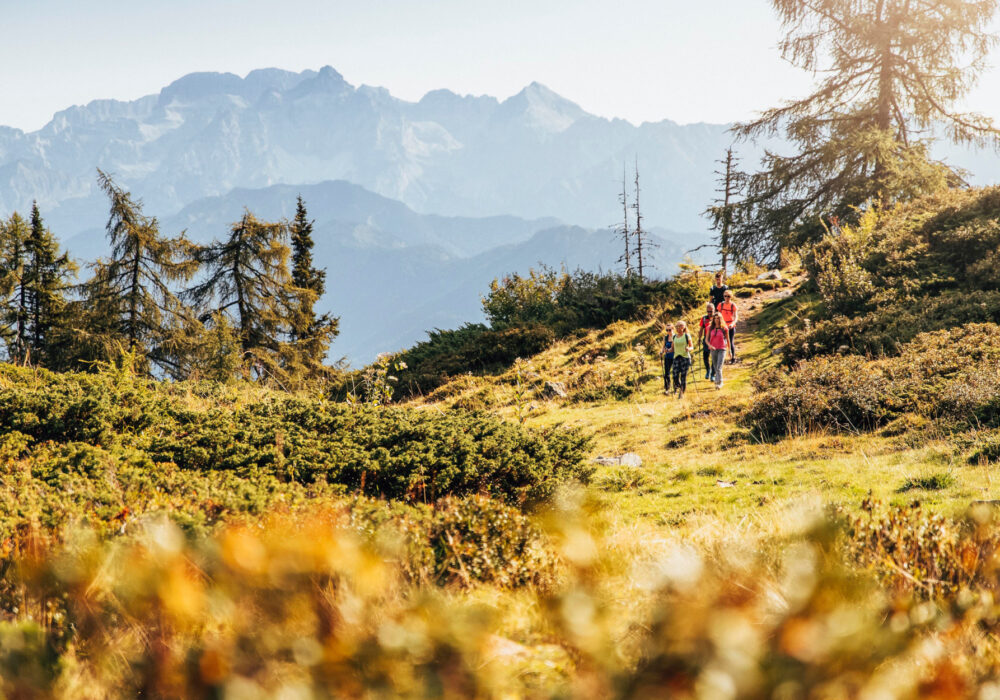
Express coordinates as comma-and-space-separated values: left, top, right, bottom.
8, 0, 985, 131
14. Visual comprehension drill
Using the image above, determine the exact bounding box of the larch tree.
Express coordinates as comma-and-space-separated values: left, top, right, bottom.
186, 211, 293, 381
733, 0, 1000, 262
77, 170, 200, 374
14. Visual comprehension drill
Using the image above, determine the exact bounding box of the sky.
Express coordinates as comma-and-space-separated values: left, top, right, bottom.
3, 0, 1000, 132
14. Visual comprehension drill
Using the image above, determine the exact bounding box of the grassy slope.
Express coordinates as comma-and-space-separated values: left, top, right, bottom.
406, 279, 993, 530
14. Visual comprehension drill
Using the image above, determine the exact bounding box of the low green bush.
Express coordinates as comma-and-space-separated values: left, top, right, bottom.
779, 289, 1000, 363
744, 356, 895, 437
483, 267, 705, 335
747, 323, 1000, 438
898, 473, 955, 492
393, 323, 555, 397
969, 432, 1000, 465
0, 365, 593, 514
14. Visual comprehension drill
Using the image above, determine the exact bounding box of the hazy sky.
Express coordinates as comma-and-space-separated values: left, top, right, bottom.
4, 0, 1000, 132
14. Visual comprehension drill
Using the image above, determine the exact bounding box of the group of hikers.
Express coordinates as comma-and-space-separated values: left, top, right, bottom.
659, 271, 739, 399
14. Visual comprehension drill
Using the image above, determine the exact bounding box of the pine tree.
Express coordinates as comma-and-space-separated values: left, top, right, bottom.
24, 202, 75, 365
76, 170, 200, 375
0, 213, 30, 363
734, 0, 1000, 261
290, 195, 322, 338
286, 196, 338, 383
186, 211, 294, 381
704, 148, 745, 273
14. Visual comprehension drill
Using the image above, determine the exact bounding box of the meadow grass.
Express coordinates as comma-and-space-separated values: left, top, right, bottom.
407, 283, 993, 530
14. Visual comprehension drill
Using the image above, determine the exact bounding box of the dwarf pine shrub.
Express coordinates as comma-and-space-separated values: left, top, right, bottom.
0, 364, 593, 515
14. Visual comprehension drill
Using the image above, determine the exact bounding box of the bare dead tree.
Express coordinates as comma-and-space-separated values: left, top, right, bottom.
632, 159, 657, 281
615, 164, 633, 276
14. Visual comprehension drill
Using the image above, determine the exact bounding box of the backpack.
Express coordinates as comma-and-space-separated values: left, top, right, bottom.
718, 301, 737, 323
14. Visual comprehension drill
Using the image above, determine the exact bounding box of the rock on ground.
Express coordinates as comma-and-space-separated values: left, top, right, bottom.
593, 453, 642, 467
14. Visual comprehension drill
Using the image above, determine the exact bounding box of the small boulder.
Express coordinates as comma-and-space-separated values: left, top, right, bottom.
757, 270, 783, 281
619, 452, 643, 467
543, 380, 568, 399
593, 452, 643, 467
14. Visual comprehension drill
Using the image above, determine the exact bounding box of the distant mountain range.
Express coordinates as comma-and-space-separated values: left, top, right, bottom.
2, 66, 997, 363
0, 65, 782, 238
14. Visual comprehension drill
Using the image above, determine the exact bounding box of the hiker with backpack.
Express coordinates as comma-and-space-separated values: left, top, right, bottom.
706, 312, 730, 390
697, 301, 716, 381
709, 271, 729, 307
717, 289, 739, 363
670, 321, 694, 399
659, 322, 675, 394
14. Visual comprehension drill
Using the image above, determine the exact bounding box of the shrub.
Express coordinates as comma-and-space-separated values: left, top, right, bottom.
844, 498, 1000, 599
483, 267, 704, 336
805, 207, 878, 317
393, 323, 555, 397
779, 289, 1000, 363
428, 496, 558, 589
149, 403, 594, 506
969, 432, 1000, 465
750, 324, 1000, 437
347, 496, 560, 589
779, 187, 1000, 367
744, 356, 896, 438
482, 265, 564, 328
897, 473, 955, 492
868, 186, 1000, 293
0, 366, 593, 512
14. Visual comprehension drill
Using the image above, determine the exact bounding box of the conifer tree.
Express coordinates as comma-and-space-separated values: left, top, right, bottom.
24, 202, 75, 365
0, 213, 30, 363
76, 170, 200, 374
186, 211, 294, 380
286, 196, 338, 383
734, 0, 1000, 261
290, 196, 322, 339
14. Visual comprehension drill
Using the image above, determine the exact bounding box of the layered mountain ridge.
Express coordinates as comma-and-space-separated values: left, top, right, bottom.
0, 65, 753, 236
3, 65, 998, 363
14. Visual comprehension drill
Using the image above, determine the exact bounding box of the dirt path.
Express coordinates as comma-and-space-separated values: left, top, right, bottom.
737, 277, 803, 335
678, 275, 803, 392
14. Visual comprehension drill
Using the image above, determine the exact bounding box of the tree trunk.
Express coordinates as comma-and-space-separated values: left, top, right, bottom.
873, 0, 893, 189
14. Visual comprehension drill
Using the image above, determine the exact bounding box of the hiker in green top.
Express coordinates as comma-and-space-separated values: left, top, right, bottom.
670, 321, 694, 399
